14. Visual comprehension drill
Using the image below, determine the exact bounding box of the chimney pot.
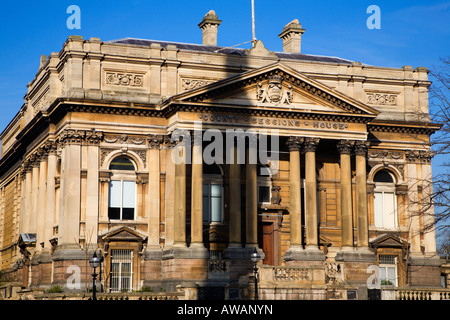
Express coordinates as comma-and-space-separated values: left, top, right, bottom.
198, 10, 222, 46
278, 19, 305, 54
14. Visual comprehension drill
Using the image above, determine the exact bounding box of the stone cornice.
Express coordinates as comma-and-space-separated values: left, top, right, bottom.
368, 121, 442, 136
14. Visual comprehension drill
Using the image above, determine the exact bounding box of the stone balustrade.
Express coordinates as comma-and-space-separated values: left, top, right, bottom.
381, 288, 450, 300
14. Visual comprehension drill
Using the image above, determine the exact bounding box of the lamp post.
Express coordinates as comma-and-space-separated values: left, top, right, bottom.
251, 250, 261, 301
89, 251, 101, 300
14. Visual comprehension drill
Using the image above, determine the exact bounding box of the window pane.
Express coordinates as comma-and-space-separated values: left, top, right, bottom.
374, 192, 383, 228
109, 156, 135, 171
383, 192, 396, 229
210, 197, 222, 222
210, 184, 222, 197
108, 207, 120, 220
122, 181, 135, 208
387, 267, 396, 283
380, 267, 387, 281
109, 181, 122, 208
259, 186, 270, 203
122, 208, 135, 220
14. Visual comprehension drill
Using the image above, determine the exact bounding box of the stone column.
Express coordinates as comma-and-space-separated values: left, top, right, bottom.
245, 144, 258, 248
337, 140, 354, 249
190, 131, 204, 248
285, 137, 303, 255
148, 135, 162, 249
31, 159, 40, 235
45, 142, 57, 249
23, 163, 32, 233
58, 130, 83, 246
354, 141, 370, 248
85, 130, 102, 244
37, 150, 48, 251
173, 141, 187, 248
304, 138, 320, 250
228, 146, 242, 248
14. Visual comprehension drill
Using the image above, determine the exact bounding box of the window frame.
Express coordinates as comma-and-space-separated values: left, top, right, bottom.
373, 171, 398, 230
202, 175, 224, 224
108, 156, 137, 221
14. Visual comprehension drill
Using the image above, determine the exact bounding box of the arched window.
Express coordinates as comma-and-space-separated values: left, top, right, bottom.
373, 170, 397, 229
108, 156, 136, 221
203, 164, 223, 223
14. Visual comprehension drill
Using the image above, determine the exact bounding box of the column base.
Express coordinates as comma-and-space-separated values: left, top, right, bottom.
335, 247, 376, 263
408, 253, 442, 287
284, 246, 325, 262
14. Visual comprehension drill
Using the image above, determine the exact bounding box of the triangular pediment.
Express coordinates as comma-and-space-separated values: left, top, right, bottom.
100, 226, 147, 242
164, 62, 379, 118
370, 233, 409, 248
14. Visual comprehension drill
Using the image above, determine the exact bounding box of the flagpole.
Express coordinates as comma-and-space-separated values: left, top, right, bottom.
251, 0, 256, 44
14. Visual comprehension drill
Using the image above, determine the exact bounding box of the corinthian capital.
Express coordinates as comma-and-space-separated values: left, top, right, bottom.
354, 140, 370, 156
286, 136, 303, 152
303, 138, 320, 153
337, 140, 355, 155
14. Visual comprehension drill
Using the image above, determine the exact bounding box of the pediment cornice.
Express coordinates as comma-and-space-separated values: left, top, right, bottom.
162, 62, 380, 119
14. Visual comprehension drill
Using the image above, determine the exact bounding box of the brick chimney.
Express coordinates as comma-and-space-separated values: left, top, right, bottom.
198, 10, 222, 46
278, 19, 305, 54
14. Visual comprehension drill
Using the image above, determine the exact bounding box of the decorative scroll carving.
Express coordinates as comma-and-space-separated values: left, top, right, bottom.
104, 134, 145, 145
286, 136, 303, 152
257, 74, 293, 105
147, 134, 166, 149
105, 71, 144, 87
366, 92, 398, 106
181, 78, 215, 91
368, 150, 403, 159
100, 148, 116, 167
32, 90, 50, 115
85, 129, 103, 145
58, 129, 86, 146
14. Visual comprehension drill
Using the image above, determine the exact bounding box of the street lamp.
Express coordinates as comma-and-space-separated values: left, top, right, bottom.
89, 251, 101, 300
251, 250, 261, 301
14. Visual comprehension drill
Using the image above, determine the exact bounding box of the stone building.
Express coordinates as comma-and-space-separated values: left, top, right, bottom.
0, 11, 444, 300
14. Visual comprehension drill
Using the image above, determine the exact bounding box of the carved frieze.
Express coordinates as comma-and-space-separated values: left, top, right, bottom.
181, 78, 215, 91
104, 134, 145, 145
32, 90, 50, 115
366, 92, 398, 106
105, 71, 144, 87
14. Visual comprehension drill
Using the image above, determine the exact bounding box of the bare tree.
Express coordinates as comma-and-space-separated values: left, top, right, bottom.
427, 57, 450, 237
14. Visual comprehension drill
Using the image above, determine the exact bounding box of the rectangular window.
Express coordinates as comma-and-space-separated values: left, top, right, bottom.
258, 186, 271, 204
203, 183, 223, 223
379, 255, 398, 286
374, 191, 396, 229
110, 249, 133, 292
108, 181, 136, 220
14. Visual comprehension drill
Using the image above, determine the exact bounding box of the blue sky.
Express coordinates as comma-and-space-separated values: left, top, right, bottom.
0, 0, 448, 129
0, 1, 449, 239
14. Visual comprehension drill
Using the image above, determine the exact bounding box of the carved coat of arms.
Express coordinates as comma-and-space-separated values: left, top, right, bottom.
257, 75, 293, 105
